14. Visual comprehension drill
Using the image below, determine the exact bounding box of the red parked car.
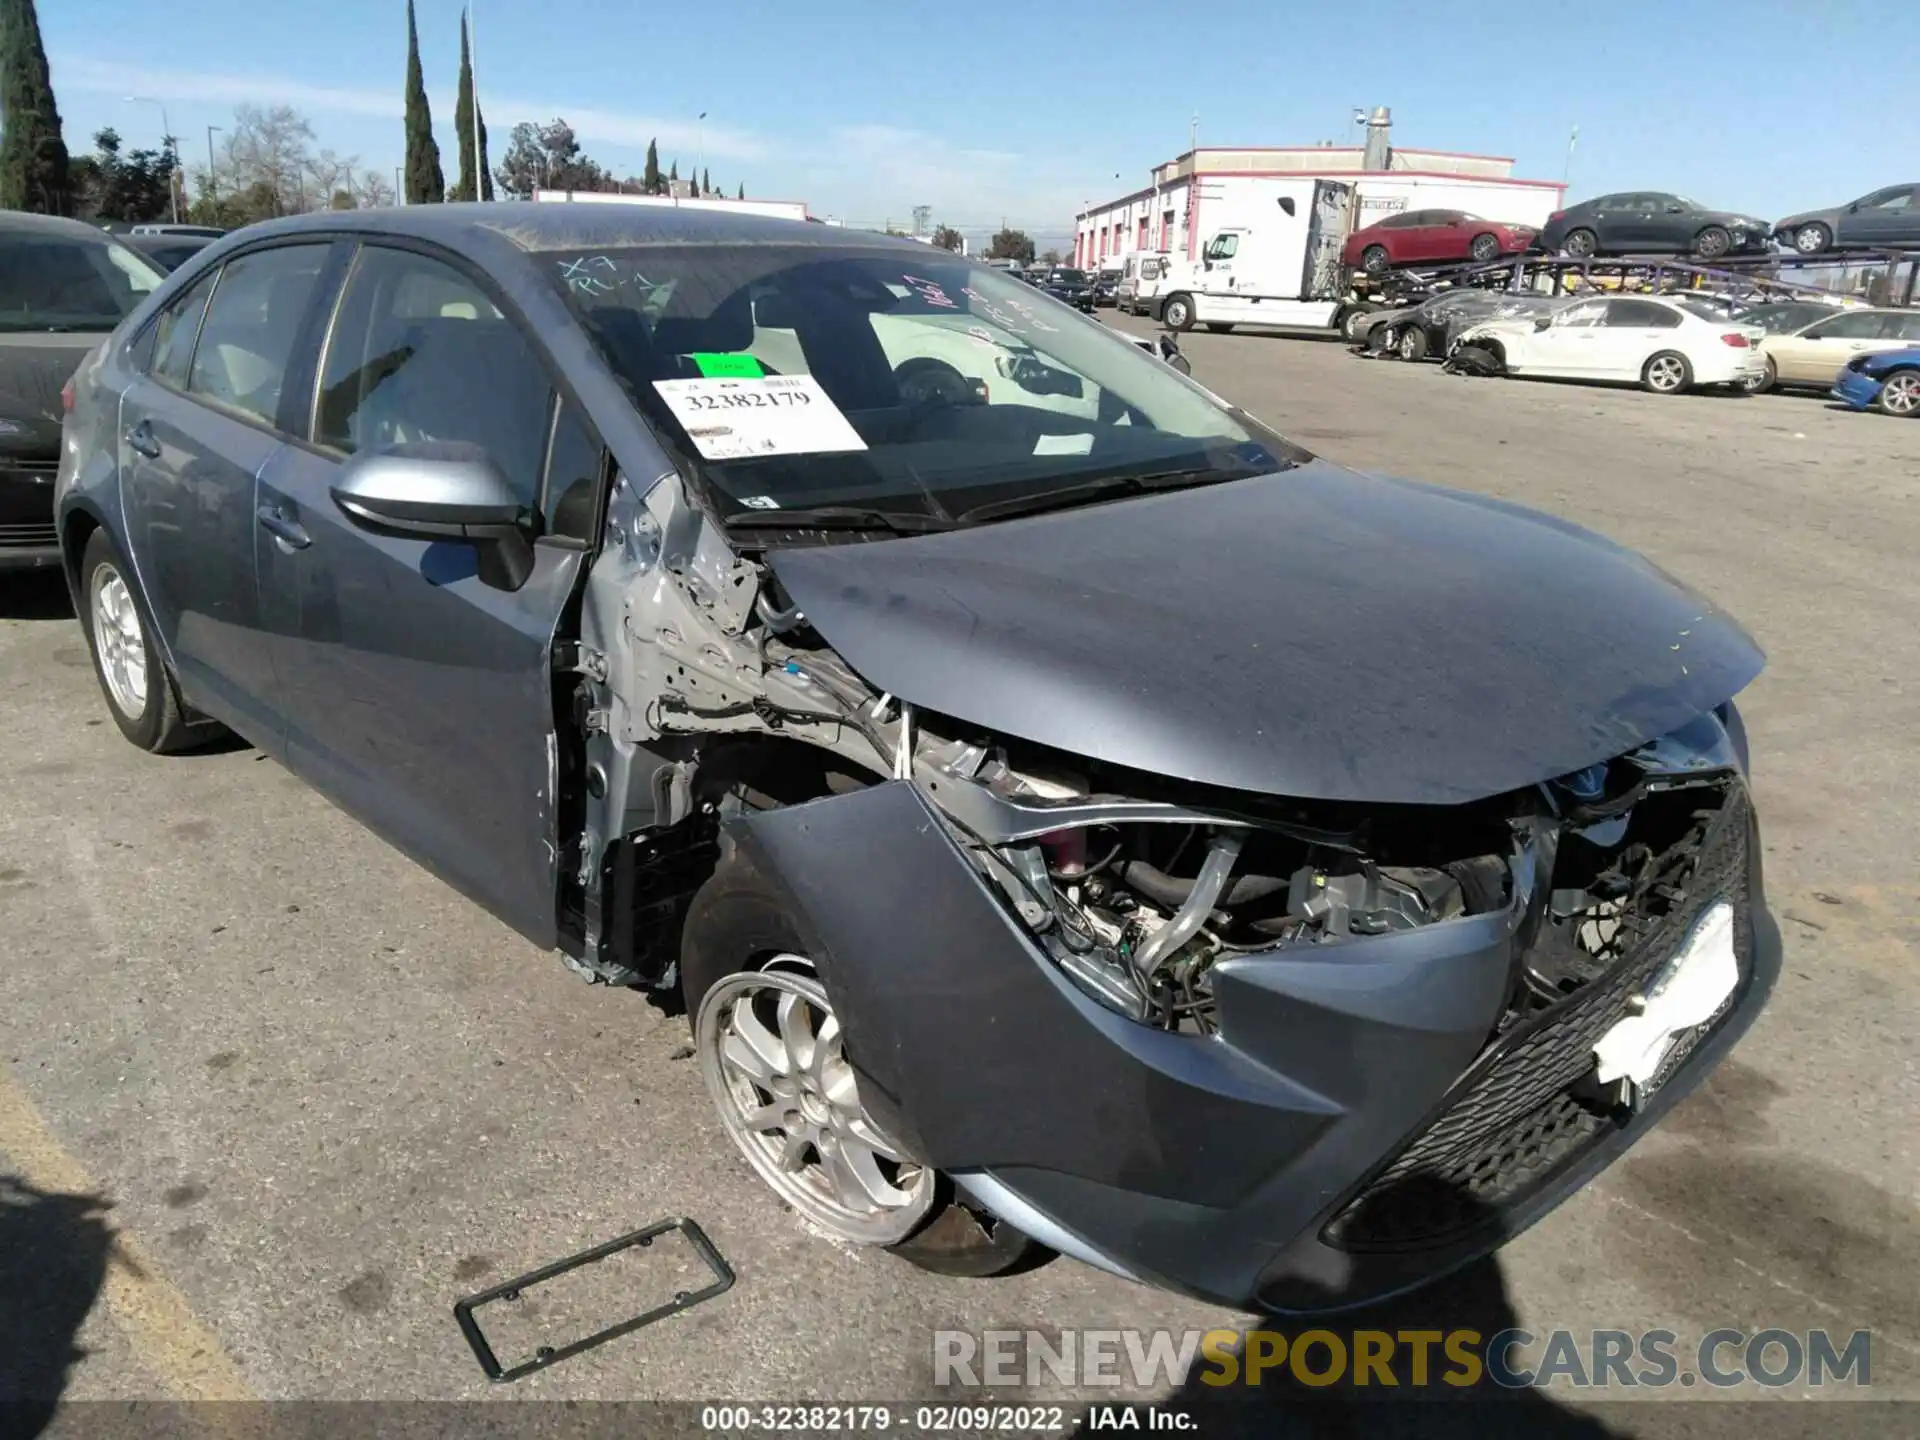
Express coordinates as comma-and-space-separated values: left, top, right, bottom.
1343, 209, 1538, 275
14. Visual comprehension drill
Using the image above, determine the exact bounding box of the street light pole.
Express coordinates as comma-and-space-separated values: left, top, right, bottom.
697, 111, 707, 194
125, 95, 179, 222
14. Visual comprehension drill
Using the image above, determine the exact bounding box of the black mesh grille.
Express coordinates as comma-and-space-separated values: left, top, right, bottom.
0, 521, 58, 547
1323, 780, 1751, 1253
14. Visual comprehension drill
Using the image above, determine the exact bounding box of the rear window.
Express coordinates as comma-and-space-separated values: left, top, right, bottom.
0, 230, 165, 332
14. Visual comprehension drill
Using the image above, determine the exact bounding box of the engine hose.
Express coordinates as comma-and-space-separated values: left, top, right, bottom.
1116, 858, 1287, 910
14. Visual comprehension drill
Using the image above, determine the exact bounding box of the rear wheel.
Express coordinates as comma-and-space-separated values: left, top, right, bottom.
1642, 350, 1693, 394
1396, 326, 1429, 362
1469, 232, 1500, 262
1342, 306, 1377, 343
1562, 228, 1598, 258
1162, 293, 1196, 332
682, 858, 1042, 1275
1692, 226, 1731, 260
1876, 369, 1920, 417
79, 529, 216, 754
1360, 245, 1390, 276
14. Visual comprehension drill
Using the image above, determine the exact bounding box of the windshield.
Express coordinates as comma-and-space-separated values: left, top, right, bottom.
1674, 299, 1730, 323
544, 245, 1298, 526
0, 230, 165, 332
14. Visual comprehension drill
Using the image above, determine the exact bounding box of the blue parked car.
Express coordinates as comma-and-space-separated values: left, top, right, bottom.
1832, 346, 1920, 417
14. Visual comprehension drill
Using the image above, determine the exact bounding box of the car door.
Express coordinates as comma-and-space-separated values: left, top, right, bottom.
1517, 298, 1608, 375
116, 241, 332, 743
253, 240, 593, 946
1202, 231, 1239, 293
1770, 310, 1894, 383
1594, 298, 1684, 381
1837, 186, 1918, 248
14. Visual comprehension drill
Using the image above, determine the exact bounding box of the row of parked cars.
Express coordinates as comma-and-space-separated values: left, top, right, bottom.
1340, 183, 1920, 277
1350, 284, 1920, 414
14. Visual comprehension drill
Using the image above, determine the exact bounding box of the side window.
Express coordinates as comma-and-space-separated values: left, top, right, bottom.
1607, 300, 1679, 328
1556, 300, 1607, 328
186, 245, 329, 425
1866, 189, 1913, 212
1207, 233, 1239, 260
1808, 312, 1887, 340
150, 270, 218, 387
543, 397, 605, 541
1885, 313, 1920, 343
316, 246, 552, 508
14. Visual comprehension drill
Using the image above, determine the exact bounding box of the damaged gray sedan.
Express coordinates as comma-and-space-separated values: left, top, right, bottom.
57, 205, 1778, 1310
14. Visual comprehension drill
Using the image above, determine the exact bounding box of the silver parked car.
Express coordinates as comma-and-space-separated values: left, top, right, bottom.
58, 205, 1777, 1310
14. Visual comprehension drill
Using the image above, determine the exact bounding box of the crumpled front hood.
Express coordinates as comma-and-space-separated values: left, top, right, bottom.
768, 463, 1763, 805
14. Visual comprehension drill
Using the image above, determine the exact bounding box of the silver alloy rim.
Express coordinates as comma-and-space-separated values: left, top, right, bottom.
698, 963, 934, 1245
1742, 360, 1771, 392
1346, 310, 1371, 342
89, 564, 149, 718
1472, 236, 1497, 260
1884, 373, 1920, 415
1648, 356, 1686, 392
1697, 231, 1727, 258
1565, 233, 1592, 256
1795, 225, 1826, 254
1398, 329, 1420, 360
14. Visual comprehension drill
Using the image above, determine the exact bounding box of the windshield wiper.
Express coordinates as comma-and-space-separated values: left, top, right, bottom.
955, 465, 1272, 525
721, 505, 957, 534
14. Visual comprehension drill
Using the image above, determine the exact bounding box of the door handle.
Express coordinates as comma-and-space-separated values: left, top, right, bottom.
256, 504, 311, 550
124, 420, 161, 459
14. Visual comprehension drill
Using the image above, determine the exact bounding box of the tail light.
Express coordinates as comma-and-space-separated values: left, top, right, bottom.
1719, 334, 1750, 348
61, 377, 75, 413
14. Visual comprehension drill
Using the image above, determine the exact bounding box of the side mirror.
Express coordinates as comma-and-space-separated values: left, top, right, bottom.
331, 441, 536, 591
1534, 316, 1554, 331
1846, 202, 1861, 213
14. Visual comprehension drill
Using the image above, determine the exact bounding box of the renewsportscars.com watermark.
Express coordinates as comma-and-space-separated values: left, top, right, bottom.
934, 1326, 1874, 1391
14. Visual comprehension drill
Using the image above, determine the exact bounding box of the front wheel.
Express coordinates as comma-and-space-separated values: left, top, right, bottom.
1876, 369, 1920, 417
1469, 232, 1500, 262
1792, 222, 1831, 255
1162, 292, 1196, 332
1692, 226, 1731, 260
682, 858, 1042, 1275
1642, 350, 1693, 394
1397, 326, 1429, 362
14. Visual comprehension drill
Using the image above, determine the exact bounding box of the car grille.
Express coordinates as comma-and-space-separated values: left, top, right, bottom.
0, 520, 59, 548
1321, 779, 1751, 1253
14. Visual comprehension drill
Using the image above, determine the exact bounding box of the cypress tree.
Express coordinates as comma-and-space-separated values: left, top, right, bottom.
701, 167, 710, 197
0, 0, 71, 213
402, 0, 444, 203
451, 10, 477, 201
477, 103, 492, 200
642, 139, 660, 194
737, 183, 744, 200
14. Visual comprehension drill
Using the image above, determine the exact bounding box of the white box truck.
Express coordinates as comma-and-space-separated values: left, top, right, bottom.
1151, 177, 1358, 333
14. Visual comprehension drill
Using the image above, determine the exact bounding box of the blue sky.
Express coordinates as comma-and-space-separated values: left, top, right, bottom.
43, 0, 1917, 247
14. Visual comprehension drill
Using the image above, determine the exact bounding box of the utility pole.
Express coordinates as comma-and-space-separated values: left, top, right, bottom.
206, 125, 222, 216
125, 96, 179, 222
396, 165, 405, 205
697, 111, 707, 189
1564, 125, 1578, 187
1189, 112, 1198, 155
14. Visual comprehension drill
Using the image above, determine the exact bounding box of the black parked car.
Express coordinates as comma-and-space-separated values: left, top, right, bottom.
1091, 271, 1119, 307
1035, 267, 1096, 311
1540, 192, 1772, 260
123, 232, 217, 274
1, 212, 166, 573
1773, 184, 1920, 255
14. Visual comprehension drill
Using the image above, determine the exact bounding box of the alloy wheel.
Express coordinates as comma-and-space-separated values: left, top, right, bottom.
1881, 372, 1920, 416
698, 963, 935, 1245
89, 565, 149, 719
1646, 355, 1687, 393
1564, 230, 1596, 258
1794, 224, 1829, 255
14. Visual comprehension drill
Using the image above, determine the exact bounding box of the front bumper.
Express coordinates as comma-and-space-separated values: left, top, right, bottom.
733, 763, 1777, 1311
1831, 366, 1883, 411
0, 462, 62, 572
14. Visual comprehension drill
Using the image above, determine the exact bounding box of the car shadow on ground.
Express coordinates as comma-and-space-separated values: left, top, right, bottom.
0, 572, 74, 622
0, 1175, 113, 1439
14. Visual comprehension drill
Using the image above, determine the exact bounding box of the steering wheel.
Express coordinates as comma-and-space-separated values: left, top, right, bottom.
893, 357, 980, 410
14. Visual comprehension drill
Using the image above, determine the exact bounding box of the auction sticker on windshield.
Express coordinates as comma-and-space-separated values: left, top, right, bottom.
652, 374, 867, 461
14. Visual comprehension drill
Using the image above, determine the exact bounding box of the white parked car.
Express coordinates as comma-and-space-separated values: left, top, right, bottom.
1455, 295, 1767, 394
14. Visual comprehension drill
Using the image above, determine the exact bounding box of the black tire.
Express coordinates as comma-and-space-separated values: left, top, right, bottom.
1203, 322, 1233, 334
1469, 232, 1500, 262
1743, 355, 1777, 395
1360, 245, 1390, 276
1342, 306, 1377, 343
78, 528, 217, 754
1641, 350, 1693, 395
1562, 228, 1598, 258
1396, 326, 1429, 362
1792, 222, 1831, 256
1875, 368, 1920, 418
1692, 226, 1731, 260
1162, 292, 1196, 332
680, 854, 1043, 1278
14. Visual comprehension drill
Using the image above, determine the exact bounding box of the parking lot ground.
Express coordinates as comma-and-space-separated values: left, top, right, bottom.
4, 323, 1919, 1433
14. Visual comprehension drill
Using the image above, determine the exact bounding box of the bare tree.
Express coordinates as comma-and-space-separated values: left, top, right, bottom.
351, 168, 396, 209
215, 104, 316, 217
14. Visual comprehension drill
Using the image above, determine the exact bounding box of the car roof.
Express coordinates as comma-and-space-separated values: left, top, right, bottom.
233, 201, 925, 258
0, 211, 129, 242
